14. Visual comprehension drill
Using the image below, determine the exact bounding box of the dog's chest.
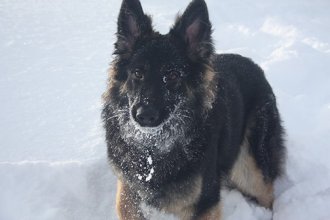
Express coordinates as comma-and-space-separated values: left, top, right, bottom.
138, 175, 202, 219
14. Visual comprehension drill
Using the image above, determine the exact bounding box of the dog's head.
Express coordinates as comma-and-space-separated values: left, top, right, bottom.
106, 0, 217, 136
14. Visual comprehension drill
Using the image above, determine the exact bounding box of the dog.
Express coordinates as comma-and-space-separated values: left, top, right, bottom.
102, 0, 286, 219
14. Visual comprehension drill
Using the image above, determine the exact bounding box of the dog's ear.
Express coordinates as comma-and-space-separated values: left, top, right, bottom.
170, 0, 213, 61
115, 0, 153, 55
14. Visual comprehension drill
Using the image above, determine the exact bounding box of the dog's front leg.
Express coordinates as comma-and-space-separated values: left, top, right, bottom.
194, 202, 222, 220
116, 180, 145, 220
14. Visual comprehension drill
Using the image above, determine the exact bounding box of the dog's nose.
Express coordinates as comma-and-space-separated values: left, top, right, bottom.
135, 106, 160, 127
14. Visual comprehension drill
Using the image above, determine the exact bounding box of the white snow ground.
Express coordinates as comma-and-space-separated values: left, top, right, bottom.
1, 0, 330, 219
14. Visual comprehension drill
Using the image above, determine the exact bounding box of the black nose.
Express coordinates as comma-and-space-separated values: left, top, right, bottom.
135, 106, 160, 127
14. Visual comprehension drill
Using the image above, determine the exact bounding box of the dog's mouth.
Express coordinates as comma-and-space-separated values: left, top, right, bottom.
117, 99, 193, 152
125, 97, 191, 134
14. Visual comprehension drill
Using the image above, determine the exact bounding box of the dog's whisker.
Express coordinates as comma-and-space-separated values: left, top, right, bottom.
107, 113, 126, 121
177, 113, 191, 120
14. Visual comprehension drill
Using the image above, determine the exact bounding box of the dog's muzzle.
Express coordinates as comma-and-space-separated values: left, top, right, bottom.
133, 104, 160, 127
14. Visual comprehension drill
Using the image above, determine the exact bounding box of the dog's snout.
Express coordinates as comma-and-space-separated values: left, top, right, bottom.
135, 105, 160, 127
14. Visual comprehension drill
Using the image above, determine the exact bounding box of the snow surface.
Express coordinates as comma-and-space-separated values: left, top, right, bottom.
1, 0, 330, 219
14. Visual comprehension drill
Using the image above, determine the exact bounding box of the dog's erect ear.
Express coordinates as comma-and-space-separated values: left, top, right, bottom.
115, 0, 153, 55
170, 0, 213, 61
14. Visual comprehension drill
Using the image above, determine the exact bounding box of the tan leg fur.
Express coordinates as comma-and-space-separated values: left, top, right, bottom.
229, 137, 274, 208
116, 180, 145, 220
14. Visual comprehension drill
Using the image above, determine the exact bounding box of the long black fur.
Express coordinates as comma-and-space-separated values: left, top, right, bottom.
102, 0, 285, 218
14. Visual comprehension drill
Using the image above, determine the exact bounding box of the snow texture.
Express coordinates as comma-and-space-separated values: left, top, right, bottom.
1, 0, 330, 219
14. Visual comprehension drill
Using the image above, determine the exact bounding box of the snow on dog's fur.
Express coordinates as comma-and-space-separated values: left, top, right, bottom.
108, 98, 194, 153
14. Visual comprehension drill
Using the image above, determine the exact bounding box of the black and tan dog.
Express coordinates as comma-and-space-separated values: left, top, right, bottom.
102, 0, 285, 219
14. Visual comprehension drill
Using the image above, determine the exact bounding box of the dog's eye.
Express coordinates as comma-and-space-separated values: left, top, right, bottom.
163, 71, 180, 84
133, 69, 144, 79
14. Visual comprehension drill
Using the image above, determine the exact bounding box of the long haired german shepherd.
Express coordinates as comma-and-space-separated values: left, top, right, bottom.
102, 0, 286, 219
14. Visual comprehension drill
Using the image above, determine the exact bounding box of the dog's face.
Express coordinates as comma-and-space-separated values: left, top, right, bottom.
111, 0, 214, 129
125, 36, 190, 127
105, 0, 217, 150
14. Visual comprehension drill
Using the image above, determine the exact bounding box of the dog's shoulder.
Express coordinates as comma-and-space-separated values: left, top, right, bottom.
213, 53, 273, 100
214, 54, 264, 78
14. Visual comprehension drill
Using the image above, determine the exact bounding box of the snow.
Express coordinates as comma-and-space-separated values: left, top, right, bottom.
0, 0, 329, 219
145, 167, 155, 182
147, 155, 153, 165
